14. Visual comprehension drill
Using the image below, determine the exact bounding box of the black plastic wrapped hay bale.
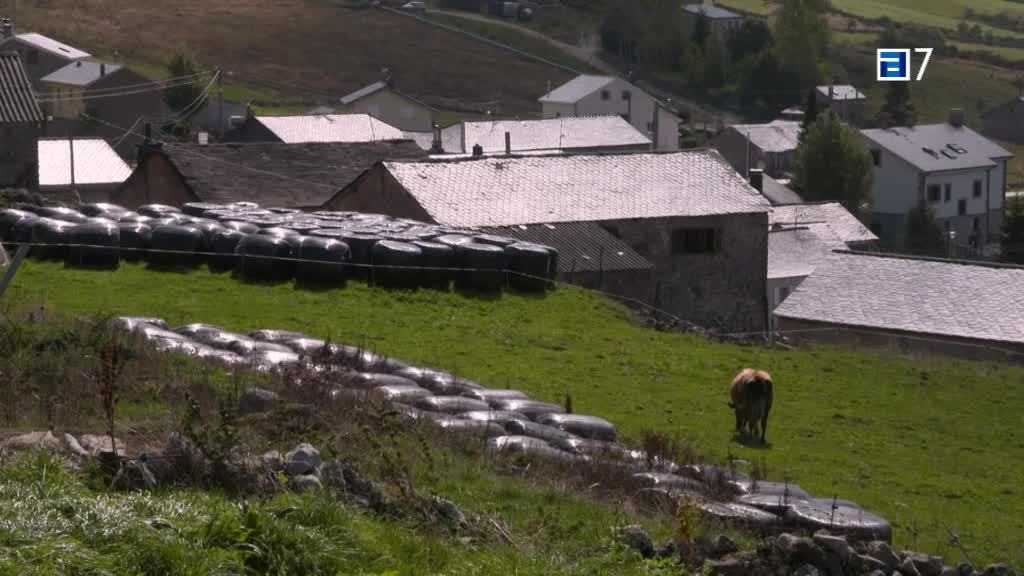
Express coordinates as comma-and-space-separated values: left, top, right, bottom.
67, 221, 120, 269
182, 202, 224, 217
193, 220, 224, 248
10, 213, 40, 246
37, 206, 87, 224
30, 218, 75, 260
455, 242, 506, 293
137, 204, 182, 218
504, 242, 552, 293
411, 240, 454, 290
296, 236, 349, 285
81, 203, 128, 217
434, 234, 475, 249
118, 222, 152, 262
473, 234, 518, 248
371, 240, 422, 288
236, 233, 295, 282
341, 232, 381, 281
222, 221, 259, 234
210, 228, 246, 271
148, 224, 204, 268
0, 209, 36, 242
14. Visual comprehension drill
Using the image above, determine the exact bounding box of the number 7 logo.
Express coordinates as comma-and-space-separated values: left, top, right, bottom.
914, 48, 933, 81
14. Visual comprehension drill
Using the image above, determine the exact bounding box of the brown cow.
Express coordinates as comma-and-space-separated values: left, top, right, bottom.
728, 368, 774, 443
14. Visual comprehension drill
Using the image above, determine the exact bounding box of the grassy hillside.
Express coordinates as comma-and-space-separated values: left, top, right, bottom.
7, 260, 1024, 566
5, 0, 571, 116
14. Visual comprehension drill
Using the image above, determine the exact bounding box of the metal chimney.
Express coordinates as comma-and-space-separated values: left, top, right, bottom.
472, 143, 483, 157
949, 108, 965, 128
749, 168, 764, 193
430, 123, 444, 154
100, 63, 106, 76
504, 131, 511, 156
1, 18, 12, 39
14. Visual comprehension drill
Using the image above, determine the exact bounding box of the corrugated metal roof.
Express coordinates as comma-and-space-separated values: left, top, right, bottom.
769, 202, 877, 246
254, 114, 406, 143
727, 120, 801, 153
538, 74, 616, 104
861, 124, 1010, 173
37, 138, 132, 187
41, 60, 123, 86
774, 252, 1024, 345
683, 4, 742, 19
481, 221, 652, 273
7, 32, 90, 59
816, 84, 865, 101
381, 150, 770, 228
0, 51, 43, 123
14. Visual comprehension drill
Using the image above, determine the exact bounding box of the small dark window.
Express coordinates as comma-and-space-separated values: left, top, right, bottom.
672, 228, 717, 254
870, 150, 880, 166
958, 198, 967, 215
944, 183, 951, 202
601, 90, 610, 101
927, 185, 941, 202
973, 179, 982, 198
622, 90, 631, 101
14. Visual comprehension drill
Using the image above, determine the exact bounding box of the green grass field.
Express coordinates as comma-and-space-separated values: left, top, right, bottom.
7, 261, 1024, 566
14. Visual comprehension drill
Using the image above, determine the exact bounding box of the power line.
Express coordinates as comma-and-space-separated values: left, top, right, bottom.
36, 71, 212, 97
36, 78, 210, 103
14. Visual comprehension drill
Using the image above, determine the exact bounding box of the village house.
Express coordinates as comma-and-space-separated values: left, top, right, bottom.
773, 252, 1024, 364
860, 110, 1013, 253
981, 95, 1024, 144
323, 150, 771, 332
478, 221, 654, 302
711, 120, 801, 178
337, 76, 437, 132
747, 168, 804, 206
36, 138, 131, 203
0, 51, 45, 187
40, 60, 166, 159
765, 201, 878, 318
0, 18, 89, 91
538, 74, 680, 151
112, 140, 426, 209
681, 3, 744, 39
815, 84, 866, 126
232, 113, 407, 144
404, 115, 651, 155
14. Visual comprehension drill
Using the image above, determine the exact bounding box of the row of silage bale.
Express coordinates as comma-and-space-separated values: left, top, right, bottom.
117, 315, 894, 541
0, 201, 561, 294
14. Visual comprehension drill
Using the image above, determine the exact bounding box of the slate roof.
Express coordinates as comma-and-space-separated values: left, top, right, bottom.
41, 60, 123, 86
683, 4, 742, 19
728, 121, 801, 153
773, 252, 1024, 345
769, 202, 877, 246
254, 114, 406, 143
480, 221, 653, 273
450, 116, 650, 154
768, 226, 845, 280
861, 124, 1011, 173
761, 176, 804, 206
816, 84, 865, 101
38, 138, 131, 187
338, 80, 435, 110
0, 51, 42, 123
538, 74, 616, 104
151, 141, 427, 208
3, 32, 90, 59
377, 150, 770, 227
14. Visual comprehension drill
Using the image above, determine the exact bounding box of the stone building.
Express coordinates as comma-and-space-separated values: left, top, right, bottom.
0, 50, 45, 186
323, 150, 771, 332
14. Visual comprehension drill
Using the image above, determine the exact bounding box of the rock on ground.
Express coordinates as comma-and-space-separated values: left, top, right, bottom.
238, 387, 280, 415
614, 525, 654, 558
290, 474, 323, 493
864, 540, 901, 572
3, 431, 63, 452
284, 443, 321, 476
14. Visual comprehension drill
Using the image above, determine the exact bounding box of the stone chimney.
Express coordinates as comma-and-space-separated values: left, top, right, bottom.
749, 168, 764, 193
948, 108, 965, 128
472, 143, 483, 157
1, 18, 12, 39
100, 63, 106, 77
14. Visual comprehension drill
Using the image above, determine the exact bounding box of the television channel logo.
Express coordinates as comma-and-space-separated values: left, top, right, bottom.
877, 48, 933, 82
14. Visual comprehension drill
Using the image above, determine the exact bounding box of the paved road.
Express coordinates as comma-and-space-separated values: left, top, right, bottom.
426, 8, 741, 125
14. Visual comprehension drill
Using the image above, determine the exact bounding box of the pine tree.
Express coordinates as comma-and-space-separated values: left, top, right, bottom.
799, 87, 819, 142
1001, 195, 1024, 264
877, 81, 917, 128
904, 195, 947, 257
793, 112, 874, 212
163, 52, 208, 120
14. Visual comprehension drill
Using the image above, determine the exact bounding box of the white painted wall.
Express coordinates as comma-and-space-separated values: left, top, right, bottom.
868, 147, 921, 214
